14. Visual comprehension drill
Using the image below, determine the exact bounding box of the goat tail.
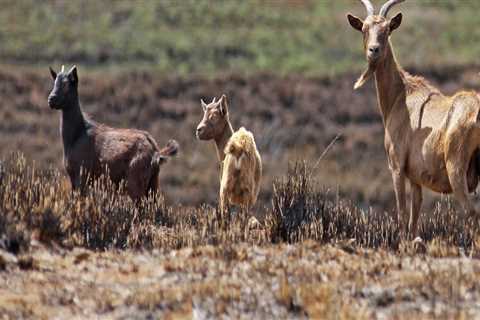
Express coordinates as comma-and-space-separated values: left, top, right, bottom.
159, 139, 179, 157
151, 139, 179, 167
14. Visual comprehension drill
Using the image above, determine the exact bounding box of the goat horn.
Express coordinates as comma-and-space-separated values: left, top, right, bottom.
359, 0, 374, 16
212, 97, 216, 104
379, 0, 405, 17
61, 65, 65, 72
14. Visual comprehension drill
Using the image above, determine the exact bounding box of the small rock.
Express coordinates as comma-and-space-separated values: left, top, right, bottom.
247, 217, 262, 230
413, 237, 427, 254
18, 255, 37, 270
0, 250, 18, 266
74, 251, 90, 264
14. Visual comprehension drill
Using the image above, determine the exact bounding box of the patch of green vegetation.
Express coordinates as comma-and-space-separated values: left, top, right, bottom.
0, 0, 479, 75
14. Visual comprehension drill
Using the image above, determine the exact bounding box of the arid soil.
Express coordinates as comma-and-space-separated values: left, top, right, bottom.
1, 241, 479, 319
1, 66, 479, 212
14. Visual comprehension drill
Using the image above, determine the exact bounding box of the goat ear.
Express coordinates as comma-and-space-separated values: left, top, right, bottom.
68, 65, 78, 83
389, 12, 402, 33
49, 67, 57, 80
219, 94, 228, 116
201, 99, 207, 111
347, 14, 363, 32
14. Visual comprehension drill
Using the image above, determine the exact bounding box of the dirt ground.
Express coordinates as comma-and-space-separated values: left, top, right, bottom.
1, 241, 478, 319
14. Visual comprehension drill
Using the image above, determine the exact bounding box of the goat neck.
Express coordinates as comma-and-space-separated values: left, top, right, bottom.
214, 121, 234, 162
61, 97, 88, 150
374, 39, 406, 124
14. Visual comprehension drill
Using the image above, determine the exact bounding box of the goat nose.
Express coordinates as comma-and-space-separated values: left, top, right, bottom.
369, 45, 380, 54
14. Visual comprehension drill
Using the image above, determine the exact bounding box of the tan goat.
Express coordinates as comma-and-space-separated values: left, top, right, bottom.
348, 0, 480, 237
196, 95, 262, 212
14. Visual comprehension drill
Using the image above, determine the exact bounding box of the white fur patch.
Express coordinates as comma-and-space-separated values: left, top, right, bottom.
234, 153, 245, 169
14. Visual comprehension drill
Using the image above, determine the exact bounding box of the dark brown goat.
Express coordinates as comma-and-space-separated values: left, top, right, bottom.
47, 65, 178, 199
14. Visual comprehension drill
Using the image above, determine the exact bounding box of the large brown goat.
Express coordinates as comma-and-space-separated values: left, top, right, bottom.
47, 65, 178, 199
348, 0, 480, 237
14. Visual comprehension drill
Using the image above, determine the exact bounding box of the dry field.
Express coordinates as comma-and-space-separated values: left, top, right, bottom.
1, 67, 480, 319
1, 154, 480, 319
2, 2, 480, 319
2, 242, 480, 319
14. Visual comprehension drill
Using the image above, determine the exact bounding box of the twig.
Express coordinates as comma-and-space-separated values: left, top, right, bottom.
310, 133, 341, 176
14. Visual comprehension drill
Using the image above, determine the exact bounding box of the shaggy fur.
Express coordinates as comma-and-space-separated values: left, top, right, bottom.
348, 1, 480, 237
220, 127, 262, 212
48, 65, 178, 199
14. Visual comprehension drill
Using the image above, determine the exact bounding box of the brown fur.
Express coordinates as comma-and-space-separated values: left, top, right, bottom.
220, 127, 262, 212
65, 123, 178, 200
348, 3, 480, 237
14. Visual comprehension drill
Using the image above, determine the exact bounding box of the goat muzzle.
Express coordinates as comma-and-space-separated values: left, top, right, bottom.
47, 95, 61, 110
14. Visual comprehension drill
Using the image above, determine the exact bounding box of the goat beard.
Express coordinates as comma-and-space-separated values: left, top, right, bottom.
354, 63, 376, 90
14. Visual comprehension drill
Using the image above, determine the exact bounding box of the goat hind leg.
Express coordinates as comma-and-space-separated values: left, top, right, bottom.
127, 156, 151, 200
447, 160, 478, 219
409, 182, 423, 239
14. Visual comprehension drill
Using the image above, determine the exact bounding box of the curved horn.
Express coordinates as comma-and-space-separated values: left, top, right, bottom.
379, 0, 404, 17
359, 0, 374, 16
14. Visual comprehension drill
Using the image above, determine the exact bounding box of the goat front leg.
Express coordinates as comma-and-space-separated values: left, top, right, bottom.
391, 170, 407, 237
409, 182, 423, 239
219, 185, 228, 215
67, 167, 81, 192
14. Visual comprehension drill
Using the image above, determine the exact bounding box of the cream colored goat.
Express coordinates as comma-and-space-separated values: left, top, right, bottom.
220, 127, 262, 212
196, 95, 262, 213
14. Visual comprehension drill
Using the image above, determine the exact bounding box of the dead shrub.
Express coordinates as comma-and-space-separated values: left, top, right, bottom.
0, 154, 477, 253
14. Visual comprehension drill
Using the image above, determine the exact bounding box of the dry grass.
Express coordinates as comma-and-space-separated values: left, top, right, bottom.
1, 241, 479, 319
1, 153, 478, 254
1, 109, 480, 318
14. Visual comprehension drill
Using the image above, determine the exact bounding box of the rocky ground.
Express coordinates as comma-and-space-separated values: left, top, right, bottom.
1, 241, 479, 319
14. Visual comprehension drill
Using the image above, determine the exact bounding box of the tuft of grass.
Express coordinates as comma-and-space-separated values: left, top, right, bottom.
270, 162, 479, 250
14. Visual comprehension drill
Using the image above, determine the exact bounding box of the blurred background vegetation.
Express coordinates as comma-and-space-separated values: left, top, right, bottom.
0, 0, 479, 76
